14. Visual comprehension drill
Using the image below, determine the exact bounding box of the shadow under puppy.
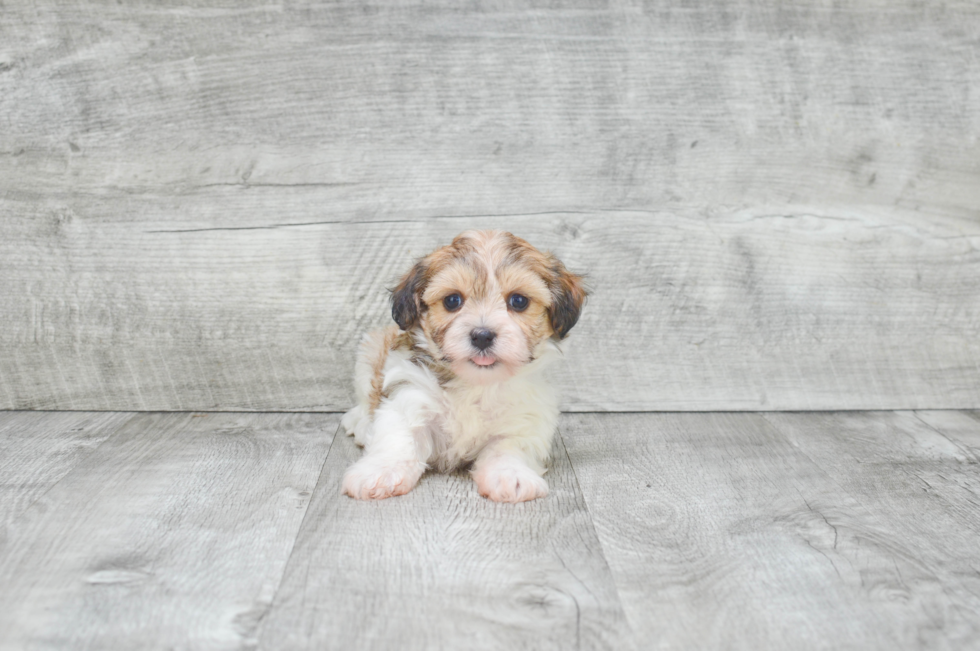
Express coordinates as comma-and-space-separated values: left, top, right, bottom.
341, 230, 587, 502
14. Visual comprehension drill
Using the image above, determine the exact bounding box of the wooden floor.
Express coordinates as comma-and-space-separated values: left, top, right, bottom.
1, 411, 979, 650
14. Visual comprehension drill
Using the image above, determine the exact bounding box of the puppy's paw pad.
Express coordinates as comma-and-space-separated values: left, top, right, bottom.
474, 459, 549, 503
342, 459, 423, 500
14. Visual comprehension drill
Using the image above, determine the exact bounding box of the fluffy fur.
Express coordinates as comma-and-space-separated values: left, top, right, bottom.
341, 230, 586, 502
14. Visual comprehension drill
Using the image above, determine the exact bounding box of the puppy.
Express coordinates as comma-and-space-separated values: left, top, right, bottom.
341, 230, 586, 502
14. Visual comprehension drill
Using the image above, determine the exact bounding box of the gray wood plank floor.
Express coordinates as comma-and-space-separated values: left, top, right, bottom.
1, 410, 979, 650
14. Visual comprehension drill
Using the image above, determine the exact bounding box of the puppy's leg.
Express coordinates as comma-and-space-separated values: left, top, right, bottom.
342, 326, 401, 447
340, 404, 371, 447
342, 390, 433, 500
472, 439, 552, 503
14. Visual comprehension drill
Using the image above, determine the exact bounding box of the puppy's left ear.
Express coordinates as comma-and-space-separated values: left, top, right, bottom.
548, 258, 587, 340
390, 261, 428, 331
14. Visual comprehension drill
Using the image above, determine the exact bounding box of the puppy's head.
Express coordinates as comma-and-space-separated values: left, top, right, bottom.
391, 230, 586, 384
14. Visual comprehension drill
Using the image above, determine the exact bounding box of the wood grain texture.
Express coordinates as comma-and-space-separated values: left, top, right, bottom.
2, 0, 979, 411
0, 411, 133, 542
914, 410, 980, 456
258, 432, 631, 650
560, 412, 980, 650
2, 410, 980, 649
761, 411, 980, 648
1, 207, 978, 411
2, 1, 978, 210
0, 412, 339, 651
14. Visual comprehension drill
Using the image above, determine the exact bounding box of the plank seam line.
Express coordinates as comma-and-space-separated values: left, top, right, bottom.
142, 210, 596, 233
555, 427, 637, 643
910, 410, 980, 463
254, 419, 343, 644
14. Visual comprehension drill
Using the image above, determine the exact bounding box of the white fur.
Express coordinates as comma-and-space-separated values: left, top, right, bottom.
341, 336, 561, 502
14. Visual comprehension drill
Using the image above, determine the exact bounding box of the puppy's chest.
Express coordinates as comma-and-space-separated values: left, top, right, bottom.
434, 383, 526, 448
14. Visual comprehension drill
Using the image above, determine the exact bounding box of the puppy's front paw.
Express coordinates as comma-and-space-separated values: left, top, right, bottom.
341, 405, 371, 446
342, 458, 424, 500
473, 456, 549, 503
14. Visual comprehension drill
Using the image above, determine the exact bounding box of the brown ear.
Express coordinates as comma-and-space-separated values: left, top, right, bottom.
390, 261, 428, 331
548, 259, 587, 339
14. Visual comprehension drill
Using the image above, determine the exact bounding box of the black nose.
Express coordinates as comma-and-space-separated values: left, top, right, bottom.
470, 328, 496, 351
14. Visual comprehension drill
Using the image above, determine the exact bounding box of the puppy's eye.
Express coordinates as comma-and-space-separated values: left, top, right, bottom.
443, 293, 463, 311
507, 293, 529, 311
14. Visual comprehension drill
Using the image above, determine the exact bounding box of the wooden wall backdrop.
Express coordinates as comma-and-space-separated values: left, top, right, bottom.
1, 0, 978, 411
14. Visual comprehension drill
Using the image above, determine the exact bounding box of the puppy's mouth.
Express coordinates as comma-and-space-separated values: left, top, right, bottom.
469, 354, 498, 368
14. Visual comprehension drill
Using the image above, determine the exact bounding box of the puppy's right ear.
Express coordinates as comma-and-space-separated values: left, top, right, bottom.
391, 261, 428, 331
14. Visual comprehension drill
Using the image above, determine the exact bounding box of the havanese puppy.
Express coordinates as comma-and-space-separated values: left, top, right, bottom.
341, 230, 587, 502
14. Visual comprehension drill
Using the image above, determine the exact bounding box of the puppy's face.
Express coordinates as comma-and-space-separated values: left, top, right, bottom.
391, 230, 586, 384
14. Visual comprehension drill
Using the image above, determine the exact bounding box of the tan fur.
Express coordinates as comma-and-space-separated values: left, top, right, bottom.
366, 326, 411, 413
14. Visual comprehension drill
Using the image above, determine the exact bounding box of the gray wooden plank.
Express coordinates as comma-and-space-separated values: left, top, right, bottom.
1, 2, 978, 213
1, 207, 978, 412
914, 410, 980, 458
1, 0, 980, 412
561, 412, 978, 650
0, 412, 339, 650
257, 431, 631, 650
0, 411, 134, 542
762, 411, 980, 647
